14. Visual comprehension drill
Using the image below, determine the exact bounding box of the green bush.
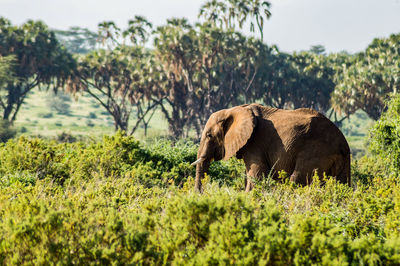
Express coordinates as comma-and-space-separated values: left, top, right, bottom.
88, 112, 97, 119
86, 120, 95, 127
0, 176, 400, 264
0, 132, 243, 187
0, 119, 16, 142
46, 92, 72, 115
2, 132, 400, 264
37, 112, 54, 118
368, 94, 400, 176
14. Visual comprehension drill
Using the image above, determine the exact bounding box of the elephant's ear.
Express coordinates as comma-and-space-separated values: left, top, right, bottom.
223, 106, 256, 160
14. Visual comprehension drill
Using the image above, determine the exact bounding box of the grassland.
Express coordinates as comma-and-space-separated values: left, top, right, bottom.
14, 90, 169, 140
340, 110, 374, 158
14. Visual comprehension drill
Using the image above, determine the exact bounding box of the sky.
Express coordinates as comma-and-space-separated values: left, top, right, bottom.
1, 0, 399, 53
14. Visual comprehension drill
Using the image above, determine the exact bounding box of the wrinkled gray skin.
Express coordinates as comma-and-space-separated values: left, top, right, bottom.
193, 104, 351, 192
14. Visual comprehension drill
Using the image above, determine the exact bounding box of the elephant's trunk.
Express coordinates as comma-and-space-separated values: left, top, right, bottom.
195, 160, 210, 193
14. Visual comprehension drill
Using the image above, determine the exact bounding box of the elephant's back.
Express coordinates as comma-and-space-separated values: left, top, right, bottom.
269, 108, 350, 155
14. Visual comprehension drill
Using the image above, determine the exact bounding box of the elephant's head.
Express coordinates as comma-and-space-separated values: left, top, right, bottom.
192, 105, 256, 192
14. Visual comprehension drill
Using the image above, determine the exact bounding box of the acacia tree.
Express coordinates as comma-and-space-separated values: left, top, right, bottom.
0, 18, 76, 123
254, 49, 337, 117
68, 17, 162, 135
331, 34, 400, 120
289, 51, 336, 112
0, 55, 15, 88
153, 19, 268, 137
256, 51, 297, 109
73, 46, 163, 134
0, 55, 16, 141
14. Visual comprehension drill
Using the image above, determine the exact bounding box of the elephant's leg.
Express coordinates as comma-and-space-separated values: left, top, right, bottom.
244, 160, 268, 191
290, 154, 334, 185
289, 170, 310, 185
245, 177, 254, 192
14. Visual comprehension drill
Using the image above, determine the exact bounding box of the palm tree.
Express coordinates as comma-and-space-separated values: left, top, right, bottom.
199, 0, 271, 41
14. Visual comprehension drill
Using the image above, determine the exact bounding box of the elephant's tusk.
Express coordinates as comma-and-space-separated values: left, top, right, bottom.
191, 158, 205, 166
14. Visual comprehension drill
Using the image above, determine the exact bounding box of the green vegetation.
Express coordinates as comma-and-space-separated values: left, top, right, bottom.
2, 14, 399, 139
368, 94, 400, 176
1, 131, 400, 264
14, 90, 168, 139
0, 18, 75, 122
332, 34, 400, 120
0, 55, 15, 88
0, 119, 16, 142
1, 0, 400, 263
14, 90, 113, 138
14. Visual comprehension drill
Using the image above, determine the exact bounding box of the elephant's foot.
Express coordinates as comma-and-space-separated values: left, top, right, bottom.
290, 170, 311, 186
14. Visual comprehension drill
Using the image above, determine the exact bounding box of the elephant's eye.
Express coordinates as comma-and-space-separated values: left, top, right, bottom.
206, 132, 212, 138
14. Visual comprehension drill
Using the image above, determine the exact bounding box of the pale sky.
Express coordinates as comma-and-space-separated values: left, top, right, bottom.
1, 0, 399, 53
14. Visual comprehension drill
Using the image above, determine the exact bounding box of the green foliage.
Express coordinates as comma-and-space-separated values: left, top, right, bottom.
199, 0, 271, 41
288, 51, 336, 112
0, 55, 16, 88
0, 171, 36, 187
72, 44, 160, 134
1, 166, 400, 264
45, 91, 71, 115
369, 94, 400, 176
2, 9, 400, 263
0, 132, 242, 187
0, 17, 76, 122
55, 132, 82, 143
0, 119, 16, 142
332, 34, 400, 120
0, 133, 400, 264
37, 112, 54, 118
88, 112, 97, 119
66, 16, 340, 139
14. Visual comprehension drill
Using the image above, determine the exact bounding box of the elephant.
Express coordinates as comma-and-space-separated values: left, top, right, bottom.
192, 104, 351, 192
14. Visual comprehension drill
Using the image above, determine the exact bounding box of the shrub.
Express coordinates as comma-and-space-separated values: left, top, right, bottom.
37, 112, 54, 118
0, 137, 71, 183
88, 112, 97, 119
46, 91, 71, 115
1, 176, 400, 264
1, 132, 400, 264
0, 132, 243, 187
0, 171, 36, 187
56, 132, 77, 143
368, 94, 400, 176
86, 120, 95, 127
0, 120, 16, 143
19, 126, 27, 133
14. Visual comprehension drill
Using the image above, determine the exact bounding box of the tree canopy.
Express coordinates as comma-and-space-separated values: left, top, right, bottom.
199, 0, 271, 41
1, 4, 398, 138
67, 17, 162, 135
0, 55, 16, 89
0, 18, 76, 122
332, 34, 400, 120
